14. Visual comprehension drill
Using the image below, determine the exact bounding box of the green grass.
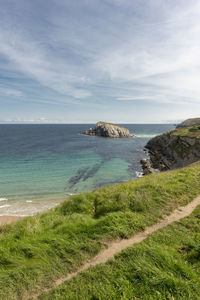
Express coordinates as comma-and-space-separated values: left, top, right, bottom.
172, 125, 200, 139
96, 121, 125, 129
1, 162, 200, 299
38, 204, 200, 300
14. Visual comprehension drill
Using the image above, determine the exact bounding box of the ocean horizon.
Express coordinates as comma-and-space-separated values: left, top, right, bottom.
0, 123, 174, 216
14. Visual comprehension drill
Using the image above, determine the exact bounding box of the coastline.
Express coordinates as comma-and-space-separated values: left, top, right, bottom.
0, 195, 66, 217
0, 215, 24, 226
0, 124, 174, 218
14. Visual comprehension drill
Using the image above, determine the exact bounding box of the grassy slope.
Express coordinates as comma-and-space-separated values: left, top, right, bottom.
172, 125, 200, 139
1, 162, 200, 299
96, 121, 125, 128
39, 204, 200, 300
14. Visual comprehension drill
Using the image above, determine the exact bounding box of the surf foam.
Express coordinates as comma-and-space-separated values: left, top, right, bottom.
0, 198, 8, 202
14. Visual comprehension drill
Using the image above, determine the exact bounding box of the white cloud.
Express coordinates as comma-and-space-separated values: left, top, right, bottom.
93, 1, 200, 103
0, 88, 23, 97
0, 117, 56, 123
0, 0, 200, 107
0, 29, 91, 100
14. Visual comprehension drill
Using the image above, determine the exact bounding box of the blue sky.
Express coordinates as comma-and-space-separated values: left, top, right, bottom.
0, 0, 200, 123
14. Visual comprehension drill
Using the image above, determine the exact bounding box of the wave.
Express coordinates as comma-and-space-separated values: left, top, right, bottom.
136, 134, 157, 138
0, 214, 28, 217
0, 204, 11, 208
135, 171, 143, 178
0, 198, 8, 201
26, 200, 33, 203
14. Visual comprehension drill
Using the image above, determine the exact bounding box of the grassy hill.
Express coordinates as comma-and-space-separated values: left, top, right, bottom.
1, 162, 200, 299
176, 118, 200, 128
173, 125, 200, 139
39, 201, 200, 300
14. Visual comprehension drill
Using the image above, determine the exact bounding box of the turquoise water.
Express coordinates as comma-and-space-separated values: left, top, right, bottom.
0, 124, 174, 215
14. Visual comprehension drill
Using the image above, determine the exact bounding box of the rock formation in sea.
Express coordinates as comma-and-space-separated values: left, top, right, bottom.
83, 121, 134, 138
144, 118, 200, 171
140, 159, 154, 175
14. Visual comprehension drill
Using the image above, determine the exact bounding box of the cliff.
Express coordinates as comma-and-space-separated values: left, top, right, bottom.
83, 121, 134, 138
176, 118, 200, 128
145, 124, 200, 171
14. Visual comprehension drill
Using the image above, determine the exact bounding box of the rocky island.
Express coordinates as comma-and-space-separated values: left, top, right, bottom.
83, 121, 134, 138
144, 118, 200, 172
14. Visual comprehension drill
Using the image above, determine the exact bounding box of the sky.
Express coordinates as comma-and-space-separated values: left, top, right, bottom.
0, 0, 200, 123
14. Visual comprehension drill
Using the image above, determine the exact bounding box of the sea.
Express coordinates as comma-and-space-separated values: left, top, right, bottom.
0, 124, 174, 216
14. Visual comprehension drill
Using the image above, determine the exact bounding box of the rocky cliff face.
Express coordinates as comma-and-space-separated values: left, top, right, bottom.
83, 121, 134, 138
140, 159, 154, 175
145, 127, 200, 171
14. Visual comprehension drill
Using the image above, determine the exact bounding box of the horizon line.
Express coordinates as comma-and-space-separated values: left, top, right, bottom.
0, 122, 177, 125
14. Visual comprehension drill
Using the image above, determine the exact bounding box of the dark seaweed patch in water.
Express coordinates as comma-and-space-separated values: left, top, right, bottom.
82, 164, 101, 181
68, 168, 89, 188
67, 164, 101, 188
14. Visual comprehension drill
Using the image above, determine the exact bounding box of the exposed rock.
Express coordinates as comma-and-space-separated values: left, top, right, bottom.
145, 125, 200, 171
82, 121, 134, 138
176, 118, 200, 128
140, 159, 154, 175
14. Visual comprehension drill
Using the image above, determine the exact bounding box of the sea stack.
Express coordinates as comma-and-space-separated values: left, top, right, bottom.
83, 121, 134, 138
140, 159, 154, 175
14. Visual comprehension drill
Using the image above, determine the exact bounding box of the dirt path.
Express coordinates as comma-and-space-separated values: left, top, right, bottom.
30, 195, 200, 299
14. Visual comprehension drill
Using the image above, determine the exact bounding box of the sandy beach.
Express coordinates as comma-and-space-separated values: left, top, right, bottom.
0, 216, 24, 226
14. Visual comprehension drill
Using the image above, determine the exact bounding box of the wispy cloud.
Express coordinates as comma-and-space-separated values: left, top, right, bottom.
0, 0, 200, 122
0, 117, 47, 123
0, 26, 92, 99
0, 88, 23, 97
93, 1, 200, 103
